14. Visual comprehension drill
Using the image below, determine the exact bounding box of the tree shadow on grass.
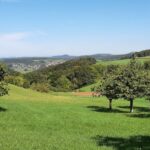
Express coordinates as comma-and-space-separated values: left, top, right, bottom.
127, 113, 150, 118
87, 106, 128, 113
118, 106, 150, 113
118, 106, 150, 118
0, 107, 7, 112
93, 135, 150, 150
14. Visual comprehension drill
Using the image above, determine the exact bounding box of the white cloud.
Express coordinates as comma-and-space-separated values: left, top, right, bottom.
0, 0, 20, 3
0, 31, 51, 57
0, 32, 31, 42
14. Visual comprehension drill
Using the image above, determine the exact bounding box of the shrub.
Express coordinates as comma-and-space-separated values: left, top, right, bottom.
31, 83, 49, 93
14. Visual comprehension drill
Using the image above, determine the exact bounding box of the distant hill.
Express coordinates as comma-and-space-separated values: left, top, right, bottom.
50, 54, 123, 60
1, 49, 150, 73
51, 55, 76, 60
121, 49, 150, 59
50, 53, 133, 60
134, 49, 150, 57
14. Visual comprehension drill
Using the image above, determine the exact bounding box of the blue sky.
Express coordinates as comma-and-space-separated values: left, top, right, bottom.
0, 0, 150, 57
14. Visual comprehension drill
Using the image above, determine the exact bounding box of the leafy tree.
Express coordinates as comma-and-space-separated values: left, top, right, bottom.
144, 61, 150, 70
96, 58, 148, 112
0, 65, 8, 96
97, 78, 120, 110
5, 75, 25, 87
116, 58, 148, 112
31, 83, 49, 93
55, 75, 72, 90
144, 72, 150, 103
67, 66, 96, 89
92, 64, 106, 78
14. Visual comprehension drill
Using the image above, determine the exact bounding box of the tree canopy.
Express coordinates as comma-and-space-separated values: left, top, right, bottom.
96, 58, 150, 112
0, 65, 8, 96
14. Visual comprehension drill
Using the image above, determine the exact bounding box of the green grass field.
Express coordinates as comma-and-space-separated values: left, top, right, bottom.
96, 56, 150, 65
79, 82, 99, 92
0, 85, 150, 150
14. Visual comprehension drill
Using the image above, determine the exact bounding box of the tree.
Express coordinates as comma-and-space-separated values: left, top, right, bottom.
55, 75, 72, 90
95, 65, 122, 110
144, 72, 150, 104
5, 75, 25, 87
114, 58, 147, 112
144, 61, 150, 70
96, 58, 148, 112
31, 83, 49, 93
0, 65, 8, 96
96, 77, 120, 110
67, 66, 96, 89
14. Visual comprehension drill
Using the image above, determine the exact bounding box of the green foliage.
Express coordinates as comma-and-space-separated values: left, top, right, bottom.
31, 83, 50, 93
0, 65, 8, 96
25, 57, 97, 91
67, 66, 96, 89
104, 64, 122, 78
144, 61, 150, 69
55, 75, 72, 90
0, 65, 6, 81
113, 59, 147, 100
22, 80, 30, 88
0, 82, 8, 96
25, 71, 48, 85
5, 75, 25, 87
96, 58, 150, 112
135, 49, 150, 57
92, 64, 106, 78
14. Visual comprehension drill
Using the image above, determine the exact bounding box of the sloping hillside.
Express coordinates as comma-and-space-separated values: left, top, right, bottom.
0, 85, 150, 150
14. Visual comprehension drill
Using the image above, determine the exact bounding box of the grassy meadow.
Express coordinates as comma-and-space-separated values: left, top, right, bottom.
96, 56, 150, 65
0, 85, 150, 150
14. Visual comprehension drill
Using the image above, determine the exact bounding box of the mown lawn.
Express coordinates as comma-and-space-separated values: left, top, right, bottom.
0, 85, 150, 150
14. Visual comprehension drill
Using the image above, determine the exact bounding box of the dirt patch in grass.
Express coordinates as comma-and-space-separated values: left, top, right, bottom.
73, 92, 93, 97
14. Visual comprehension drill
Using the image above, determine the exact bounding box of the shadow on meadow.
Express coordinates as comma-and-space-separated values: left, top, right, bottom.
0, 107, 7, 112
118, 106, 150, 113
93, 135, 150, 150
118, 106, 150, 118
87, 106, 128, 113
127, 113, 150, 118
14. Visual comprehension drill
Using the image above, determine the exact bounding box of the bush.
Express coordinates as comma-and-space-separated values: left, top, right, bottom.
144, 61, 150, 70
5, 75, 25, 87
0, 65, 8, 96
31, 83, 49, 93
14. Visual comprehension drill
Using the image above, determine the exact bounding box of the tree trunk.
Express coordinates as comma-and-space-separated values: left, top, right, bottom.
130, 98, 134, 113
109, 99, 112, 110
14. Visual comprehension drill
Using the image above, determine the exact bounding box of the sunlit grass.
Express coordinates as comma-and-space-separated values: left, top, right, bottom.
96, 56, 150, 65
0, 85, 150, 150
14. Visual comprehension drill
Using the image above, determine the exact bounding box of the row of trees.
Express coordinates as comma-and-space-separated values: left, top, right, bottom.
95, 58, 150, 113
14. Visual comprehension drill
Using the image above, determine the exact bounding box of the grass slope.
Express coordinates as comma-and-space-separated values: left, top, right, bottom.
0, 85, 150, 150
97, 56, 150, 65
79, 83, 96, 92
